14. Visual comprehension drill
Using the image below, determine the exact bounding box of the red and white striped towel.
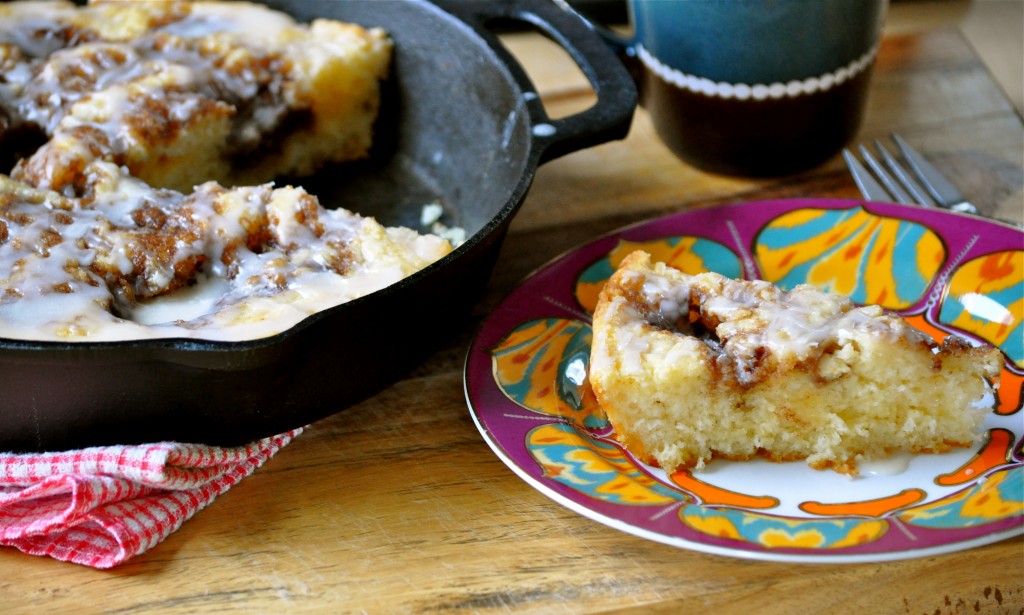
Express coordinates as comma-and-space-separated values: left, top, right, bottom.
0, 428, 302, 569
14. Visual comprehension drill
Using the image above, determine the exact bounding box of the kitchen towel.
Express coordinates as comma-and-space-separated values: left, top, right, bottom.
0, 428, 302, 569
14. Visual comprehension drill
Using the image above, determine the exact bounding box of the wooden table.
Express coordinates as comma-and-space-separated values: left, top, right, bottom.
3, 9, 1022, 615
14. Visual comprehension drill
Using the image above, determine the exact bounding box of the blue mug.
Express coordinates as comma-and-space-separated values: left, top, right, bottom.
615, 0, 888, 177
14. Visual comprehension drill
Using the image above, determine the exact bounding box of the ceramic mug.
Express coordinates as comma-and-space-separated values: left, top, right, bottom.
613, 0, 888, 177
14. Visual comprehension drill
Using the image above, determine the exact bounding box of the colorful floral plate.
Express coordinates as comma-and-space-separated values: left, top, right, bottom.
464, 198, 1023, 563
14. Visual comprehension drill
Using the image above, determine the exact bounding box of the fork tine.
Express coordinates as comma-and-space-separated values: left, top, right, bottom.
891, 134, 979, 214
872, 139, 938, 207
846, 134, 1007, 222
843, 149, 893, 202
857, 144, 913, 204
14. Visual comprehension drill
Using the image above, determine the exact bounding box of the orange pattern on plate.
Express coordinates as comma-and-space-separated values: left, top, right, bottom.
936, 428, 1017, 487
668, 470, 779, 509
995, 370, 1024, 416
798, 489, 926, 517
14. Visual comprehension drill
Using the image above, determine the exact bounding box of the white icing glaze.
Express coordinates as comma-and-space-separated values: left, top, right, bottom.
630, 267, 926, 383
161, 2, 297, 40
859, 452, 913, 477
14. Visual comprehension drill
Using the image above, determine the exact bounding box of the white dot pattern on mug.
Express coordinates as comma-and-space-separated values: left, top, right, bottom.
637, 43, 880, 100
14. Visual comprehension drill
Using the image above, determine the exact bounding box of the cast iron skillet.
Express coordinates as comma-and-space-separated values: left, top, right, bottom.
0, 0, 636, 452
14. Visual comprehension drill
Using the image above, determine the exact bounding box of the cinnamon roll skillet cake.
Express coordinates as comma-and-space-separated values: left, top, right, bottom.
589, 251, 1002, 475
0, 0, 452, 341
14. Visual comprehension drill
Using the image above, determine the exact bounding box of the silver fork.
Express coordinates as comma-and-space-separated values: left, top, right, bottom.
843, 134, 980, 215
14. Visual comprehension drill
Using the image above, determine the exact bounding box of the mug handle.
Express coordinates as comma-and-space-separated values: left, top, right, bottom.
435, 0, 638, 164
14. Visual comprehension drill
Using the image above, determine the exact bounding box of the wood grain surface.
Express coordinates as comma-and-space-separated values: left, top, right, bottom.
2, 10, 1022, 615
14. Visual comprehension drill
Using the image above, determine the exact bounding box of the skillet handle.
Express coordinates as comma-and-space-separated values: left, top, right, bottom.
436, 0, 637, 164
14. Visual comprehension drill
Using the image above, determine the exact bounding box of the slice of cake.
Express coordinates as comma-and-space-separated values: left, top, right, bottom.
0, 0, 392, 194
0, 162, 451, 342
589, 250, 1002, 475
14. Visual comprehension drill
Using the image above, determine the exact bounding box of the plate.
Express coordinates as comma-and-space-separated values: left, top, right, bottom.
464, 198, 1023, 563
